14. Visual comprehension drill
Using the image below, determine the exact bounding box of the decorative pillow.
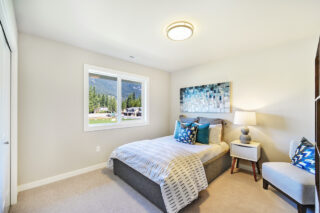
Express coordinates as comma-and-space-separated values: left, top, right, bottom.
293, 137, 314, 157
292, 146, 315, 175
292, 137, 315, 174
176, 125, 198, 145
173, 120, 181, 139
173, 120, 192, 139
209, 124, 222, 144
193, 123, 210, 144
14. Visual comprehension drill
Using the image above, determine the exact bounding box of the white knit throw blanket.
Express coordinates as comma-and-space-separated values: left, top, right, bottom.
107, 137, 208, 213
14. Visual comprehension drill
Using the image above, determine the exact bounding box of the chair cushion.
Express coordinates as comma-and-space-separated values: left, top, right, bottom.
289, 140, 301, 159
262, 162, 315, 205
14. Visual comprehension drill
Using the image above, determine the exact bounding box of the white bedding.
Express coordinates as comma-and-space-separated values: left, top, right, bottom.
108, 135, 229, 213
108, 136, 208, 213
157, 136, 229, 163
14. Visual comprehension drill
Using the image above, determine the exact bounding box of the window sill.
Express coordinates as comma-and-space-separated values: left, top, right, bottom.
84, 121, 149, 132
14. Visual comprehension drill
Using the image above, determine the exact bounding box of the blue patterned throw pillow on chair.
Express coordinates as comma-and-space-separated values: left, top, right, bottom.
293, 137, 314, 156
176, 125, 198, 144
291, 137, 315, 175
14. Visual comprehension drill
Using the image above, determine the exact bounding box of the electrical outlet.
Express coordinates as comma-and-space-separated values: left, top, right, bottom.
96, 146, 101, 152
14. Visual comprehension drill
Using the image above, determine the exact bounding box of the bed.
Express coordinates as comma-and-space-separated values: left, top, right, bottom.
108, 117, 231, 213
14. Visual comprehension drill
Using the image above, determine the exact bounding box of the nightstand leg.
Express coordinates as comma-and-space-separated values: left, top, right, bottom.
236, 158, 240, 168
256, 161, 261, 175
231, 157, 237, 174
251, 162, 257, 181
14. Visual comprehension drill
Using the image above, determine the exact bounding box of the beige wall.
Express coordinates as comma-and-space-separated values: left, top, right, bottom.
18, 33, 171, 184
18, 33, 318, 184
170, 37, 318, 163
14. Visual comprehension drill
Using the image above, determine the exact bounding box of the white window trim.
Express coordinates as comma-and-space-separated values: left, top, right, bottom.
84, 64, 149, 131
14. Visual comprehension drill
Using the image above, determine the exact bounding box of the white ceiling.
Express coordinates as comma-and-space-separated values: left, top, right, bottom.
13, 0, 320, 72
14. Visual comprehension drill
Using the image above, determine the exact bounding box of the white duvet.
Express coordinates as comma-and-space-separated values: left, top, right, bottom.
157, 136, 229, 163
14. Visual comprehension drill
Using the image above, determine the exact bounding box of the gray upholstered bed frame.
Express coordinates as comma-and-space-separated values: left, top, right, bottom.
113, 151, 231, 213
113, 116, 230, 212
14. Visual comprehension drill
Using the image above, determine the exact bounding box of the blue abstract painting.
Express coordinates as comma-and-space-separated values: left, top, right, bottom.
180, 82, 231, 113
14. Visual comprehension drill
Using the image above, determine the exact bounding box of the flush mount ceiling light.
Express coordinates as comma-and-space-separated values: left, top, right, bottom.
166, 21, 194, 41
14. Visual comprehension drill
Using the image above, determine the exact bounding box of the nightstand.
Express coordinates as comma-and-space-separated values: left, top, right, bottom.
230, 140, 261, 181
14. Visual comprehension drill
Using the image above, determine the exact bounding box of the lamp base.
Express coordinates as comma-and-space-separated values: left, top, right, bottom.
240, 127, 251, 144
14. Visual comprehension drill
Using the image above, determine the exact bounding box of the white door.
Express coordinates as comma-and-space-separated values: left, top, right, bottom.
0, 24, 11, 213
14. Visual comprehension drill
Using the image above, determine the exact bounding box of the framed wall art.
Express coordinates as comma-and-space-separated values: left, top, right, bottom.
180, 82, 231, 113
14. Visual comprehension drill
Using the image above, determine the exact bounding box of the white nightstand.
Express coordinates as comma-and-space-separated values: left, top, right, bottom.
230, 140, 261, 181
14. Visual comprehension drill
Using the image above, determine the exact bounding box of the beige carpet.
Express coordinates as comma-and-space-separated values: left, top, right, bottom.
10, 168, 314, 213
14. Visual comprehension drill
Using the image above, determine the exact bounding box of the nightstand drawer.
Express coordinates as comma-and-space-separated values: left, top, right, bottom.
231, 143, 260, 162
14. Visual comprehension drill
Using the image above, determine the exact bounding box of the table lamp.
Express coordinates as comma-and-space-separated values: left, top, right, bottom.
234, 111, 256, 144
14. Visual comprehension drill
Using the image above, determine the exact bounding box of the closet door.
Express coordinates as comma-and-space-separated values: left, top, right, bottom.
315, 38, 320, 213
0, 24, 11, 213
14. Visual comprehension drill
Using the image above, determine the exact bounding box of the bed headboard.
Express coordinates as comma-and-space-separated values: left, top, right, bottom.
179, 115, 198, 123
179, 115, 226, 126
179, 115, 226, 140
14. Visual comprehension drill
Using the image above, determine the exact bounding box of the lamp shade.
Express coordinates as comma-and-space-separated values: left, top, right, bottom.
234, 111, 256, 126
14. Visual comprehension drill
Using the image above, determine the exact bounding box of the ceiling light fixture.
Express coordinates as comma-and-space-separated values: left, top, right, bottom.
166, 21, 194, 41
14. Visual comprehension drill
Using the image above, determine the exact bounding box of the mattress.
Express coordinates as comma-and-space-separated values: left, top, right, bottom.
154, 136, 229, 163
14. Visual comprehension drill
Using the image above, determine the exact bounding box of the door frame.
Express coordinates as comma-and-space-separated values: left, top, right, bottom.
0, 0, 18, 205
0, 20, 12, 213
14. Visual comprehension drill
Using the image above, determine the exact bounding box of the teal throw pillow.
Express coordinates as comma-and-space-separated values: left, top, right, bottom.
193, 123, 210, 144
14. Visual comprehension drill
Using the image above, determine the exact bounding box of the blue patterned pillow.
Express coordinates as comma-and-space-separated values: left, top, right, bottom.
292, 138, 315, 175
176, 125, 198, 144
292, 146, 315, 174
293, 137, 313, 157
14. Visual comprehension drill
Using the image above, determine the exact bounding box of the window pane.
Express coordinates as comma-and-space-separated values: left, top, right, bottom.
89, 73, 118, 125
121, 79, 142, 121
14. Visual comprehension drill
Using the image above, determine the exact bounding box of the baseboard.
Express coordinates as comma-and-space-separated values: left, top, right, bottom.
17, 161, 255, 192
18, 162, 107, 192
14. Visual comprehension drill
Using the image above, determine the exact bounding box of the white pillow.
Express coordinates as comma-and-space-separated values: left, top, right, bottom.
209, 124, 222, 144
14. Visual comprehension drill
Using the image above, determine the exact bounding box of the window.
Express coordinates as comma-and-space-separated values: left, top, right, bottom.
84, 64, 149, 131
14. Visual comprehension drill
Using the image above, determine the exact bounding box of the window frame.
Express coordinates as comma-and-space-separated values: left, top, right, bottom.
84, 64, 149, 132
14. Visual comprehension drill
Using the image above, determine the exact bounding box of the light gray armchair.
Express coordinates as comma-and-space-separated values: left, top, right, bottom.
262, 140, 315, 213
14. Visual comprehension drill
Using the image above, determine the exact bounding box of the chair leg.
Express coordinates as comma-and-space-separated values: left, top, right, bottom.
263, 179, 269, 190
236, 158, 240, 168
262, 179, 311, 213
